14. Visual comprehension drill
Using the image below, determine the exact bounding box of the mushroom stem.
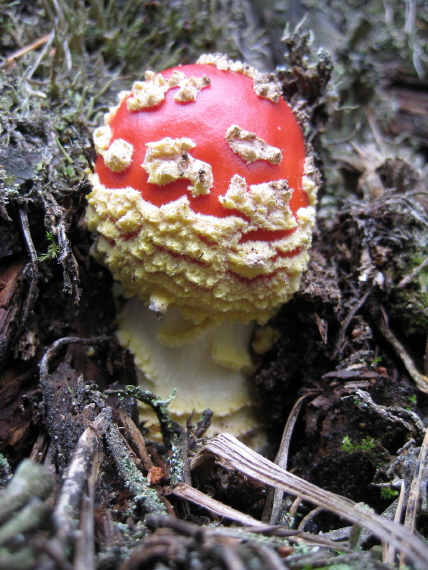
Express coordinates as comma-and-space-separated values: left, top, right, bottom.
117, 296, 263, 444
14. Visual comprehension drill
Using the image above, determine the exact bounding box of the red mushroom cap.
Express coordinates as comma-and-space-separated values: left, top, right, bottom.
96, 63, 306, 233
86, 55, 318, 329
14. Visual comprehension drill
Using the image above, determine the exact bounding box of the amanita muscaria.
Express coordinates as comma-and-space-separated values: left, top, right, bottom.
86, 54, 319, 442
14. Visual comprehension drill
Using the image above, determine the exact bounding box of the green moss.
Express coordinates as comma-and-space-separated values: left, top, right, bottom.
389, 254, 428, 335
341, 435, 375, 454
380, 487, 399, 501
38, 232, 60, 262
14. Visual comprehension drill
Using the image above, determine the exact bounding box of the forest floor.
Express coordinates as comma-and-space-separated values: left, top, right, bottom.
0, 1, 428, 569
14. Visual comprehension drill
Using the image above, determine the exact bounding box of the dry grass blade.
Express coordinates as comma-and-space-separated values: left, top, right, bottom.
263, 394, 310, 524
73, 445, 100, 570
404, 428, 428, 532
192, 433, 428, 569
377, 306, 428, 393
0, 32, 52, 70
384, 480, 405, 565
173, 483, 275, 527
399, 427, 428, 568
397, 256, 428, 289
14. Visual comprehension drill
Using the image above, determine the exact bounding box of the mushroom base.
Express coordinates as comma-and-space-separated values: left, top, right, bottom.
117, 296, 265, 445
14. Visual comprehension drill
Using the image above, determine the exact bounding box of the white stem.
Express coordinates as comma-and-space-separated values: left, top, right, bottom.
117, 296, 261, 441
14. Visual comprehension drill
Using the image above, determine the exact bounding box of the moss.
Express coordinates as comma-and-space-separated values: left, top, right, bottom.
389, 254, 428, 335
380, 487, 399, 501
340, 435, 391, 471
38, 232, 60, 262
341, 435, 376, 454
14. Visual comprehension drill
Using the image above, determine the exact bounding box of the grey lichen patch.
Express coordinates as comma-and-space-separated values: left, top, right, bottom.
103, 139, 134, 172
101, 412, 168, 514
225, 125, 282, 164
127, 70, 210, 111
219, 175, 296, 231
197, 53, 282, 103
142, 137, 213, 196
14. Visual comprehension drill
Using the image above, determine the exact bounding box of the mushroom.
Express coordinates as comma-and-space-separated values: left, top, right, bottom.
86, 54, 319, 443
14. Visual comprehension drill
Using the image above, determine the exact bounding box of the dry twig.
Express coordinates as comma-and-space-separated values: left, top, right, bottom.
377, 305, 428, 393
399, 427, 428, 567
0, 33, 52, 70
397, 256, 428, 288
53, 409, 105, 547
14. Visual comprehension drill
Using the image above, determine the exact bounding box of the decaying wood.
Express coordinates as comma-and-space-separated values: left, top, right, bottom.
0, 367, 36, 453
0, 260, 27, 362
0, 254, 38, 369
53, 410, 103, 548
